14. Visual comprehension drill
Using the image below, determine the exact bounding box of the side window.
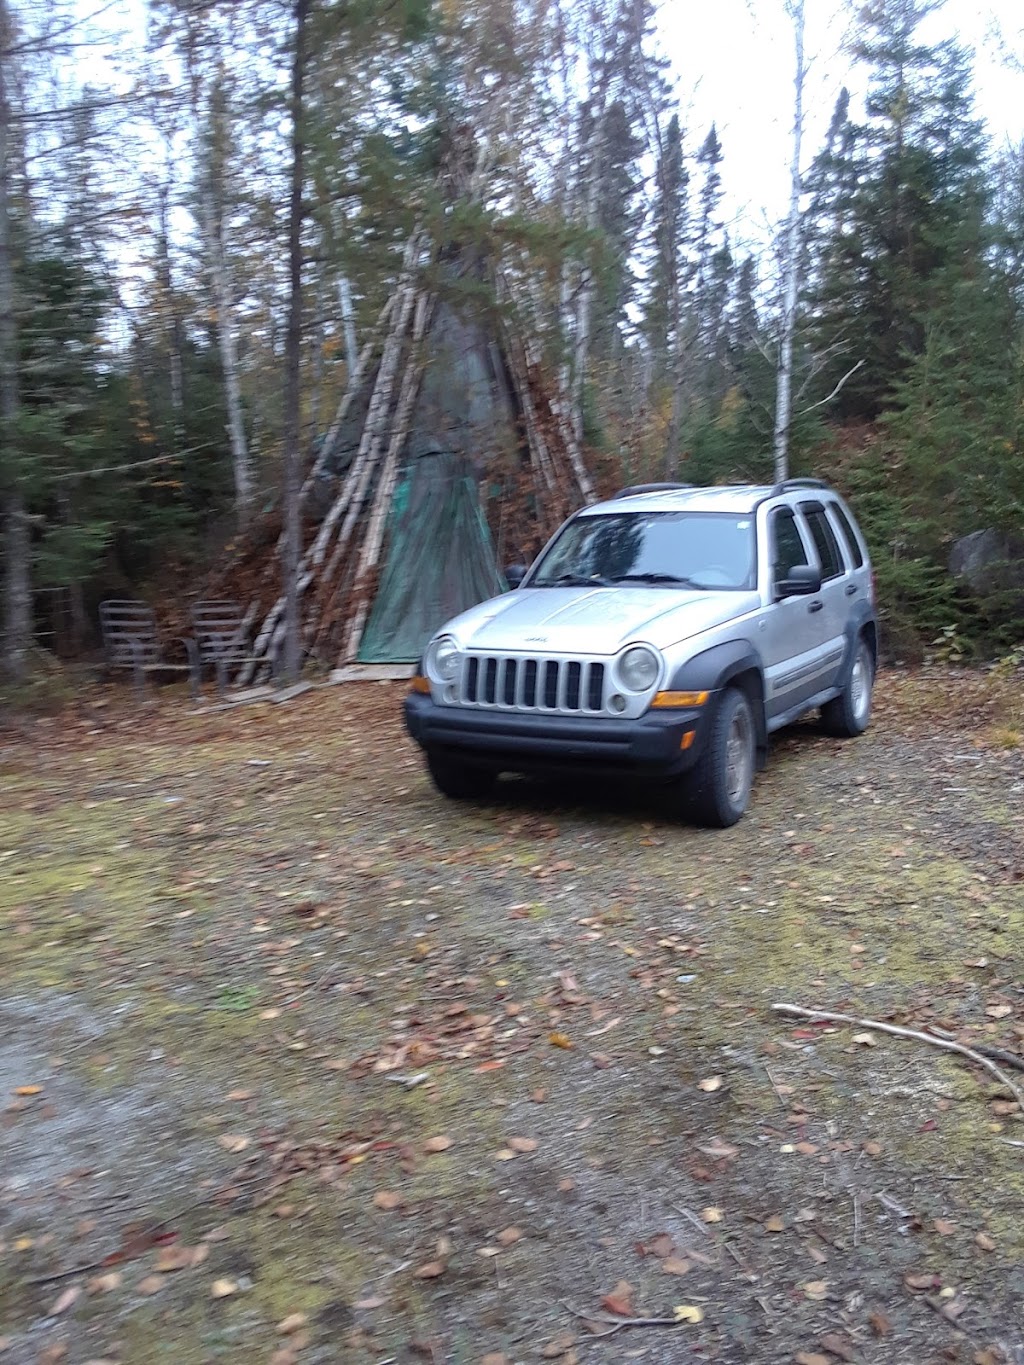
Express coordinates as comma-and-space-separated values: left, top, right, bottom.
801, 503, 844, 580
771, 507, 808, 582
829, 501, 865, 569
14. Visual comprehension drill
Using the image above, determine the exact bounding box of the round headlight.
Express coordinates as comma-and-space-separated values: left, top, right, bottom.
617, 645, 660, 693
425, 635, 461, 683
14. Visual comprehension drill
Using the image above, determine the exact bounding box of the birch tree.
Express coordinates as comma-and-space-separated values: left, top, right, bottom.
281, 0, 308, 684
772, 0, 806, 483
0, 0, 29, 680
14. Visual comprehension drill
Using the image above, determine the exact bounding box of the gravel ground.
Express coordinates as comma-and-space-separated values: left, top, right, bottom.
0, 668, 1022, 1365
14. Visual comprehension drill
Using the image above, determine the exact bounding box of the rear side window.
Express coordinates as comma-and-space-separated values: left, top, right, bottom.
800, 503, 844, 580
770, 507, 808, 580
829, 501, 865, 568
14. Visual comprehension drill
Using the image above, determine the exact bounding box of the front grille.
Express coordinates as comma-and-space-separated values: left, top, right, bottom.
460, 655, 607, 715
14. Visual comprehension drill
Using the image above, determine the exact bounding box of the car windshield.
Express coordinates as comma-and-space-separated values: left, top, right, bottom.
530, 511, 757, 590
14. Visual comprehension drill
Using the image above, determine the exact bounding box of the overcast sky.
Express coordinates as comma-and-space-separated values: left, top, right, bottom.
658, 0, 1024, 249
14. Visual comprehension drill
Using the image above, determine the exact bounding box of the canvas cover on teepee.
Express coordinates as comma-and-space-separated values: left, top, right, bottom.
218, 232, 595, 682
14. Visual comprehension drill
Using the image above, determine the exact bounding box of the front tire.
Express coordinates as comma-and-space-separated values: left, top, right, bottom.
821, 637, 874, 737
682, 687, 756, 828
426, 749, 497, 800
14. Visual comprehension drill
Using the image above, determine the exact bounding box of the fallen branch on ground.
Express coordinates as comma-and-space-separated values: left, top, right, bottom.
772, 1004, 1024, 1110
560, 1300, 690, 1340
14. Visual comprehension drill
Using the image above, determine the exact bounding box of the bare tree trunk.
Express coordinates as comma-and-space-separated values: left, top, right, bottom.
281, 0, 308, 684
337, 273, 358, 375
156, 183, 184, 441
0, 0, 30, 682
773, 0, 806, 484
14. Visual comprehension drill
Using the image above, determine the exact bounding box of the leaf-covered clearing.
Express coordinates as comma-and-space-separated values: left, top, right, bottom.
1, 668, 1022, 1364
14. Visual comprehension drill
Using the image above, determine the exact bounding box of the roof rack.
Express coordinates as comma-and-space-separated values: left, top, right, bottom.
771, 477, 828, 494
613, 482, 694, 499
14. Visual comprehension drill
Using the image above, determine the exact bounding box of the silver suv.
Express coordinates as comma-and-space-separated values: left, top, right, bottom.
404, 479, 877, 826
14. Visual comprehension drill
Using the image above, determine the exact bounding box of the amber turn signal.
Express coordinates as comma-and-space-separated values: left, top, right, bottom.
410, 675, 431, 694
650, 690, 708, 708
679, 730, 696, 750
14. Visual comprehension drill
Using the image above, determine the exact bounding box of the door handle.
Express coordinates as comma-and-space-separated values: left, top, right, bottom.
845, 583, 857, 596
808, 600, 824, 613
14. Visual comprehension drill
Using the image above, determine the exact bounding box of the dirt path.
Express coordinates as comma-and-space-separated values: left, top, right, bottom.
1, 669, 1022, 1365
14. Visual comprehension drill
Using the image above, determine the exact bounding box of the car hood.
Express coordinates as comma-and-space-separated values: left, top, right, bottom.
442, 586, 760, 655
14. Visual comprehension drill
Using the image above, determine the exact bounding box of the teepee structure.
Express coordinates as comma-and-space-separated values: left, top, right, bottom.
229, 230, 596, 681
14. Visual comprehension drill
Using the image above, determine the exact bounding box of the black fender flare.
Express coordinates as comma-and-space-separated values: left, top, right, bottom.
666, 641, 767, 754
838, 604, 878, 682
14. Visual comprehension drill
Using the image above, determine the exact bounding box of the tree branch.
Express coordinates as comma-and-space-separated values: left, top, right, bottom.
799, 358, 865, 414
772, 1004, 1024, 1109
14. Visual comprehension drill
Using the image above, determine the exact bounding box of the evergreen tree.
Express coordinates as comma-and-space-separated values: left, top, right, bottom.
805, 0, 989, 419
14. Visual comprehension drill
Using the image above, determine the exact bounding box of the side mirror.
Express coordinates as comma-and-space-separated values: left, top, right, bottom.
775, 563, 821, 598
505, 564, 527, 589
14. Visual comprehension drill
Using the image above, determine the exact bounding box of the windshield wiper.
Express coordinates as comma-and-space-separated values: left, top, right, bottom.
610, 572, 698, 588
540, 573, 611, 588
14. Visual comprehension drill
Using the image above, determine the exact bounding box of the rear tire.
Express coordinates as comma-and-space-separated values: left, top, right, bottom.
681, 687, 756, 828
426, 749, 497, 800
821, 637, 874, 738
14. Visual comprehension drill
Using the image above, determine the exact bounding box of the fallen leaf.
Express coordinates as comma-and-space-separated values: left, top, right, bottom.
136, 1275, 164, 1295
794, 1354, 830, 1365
934, 1219, 957, 1236
548, 1031, 573, 1049
423, 1135, 452, 1153
803, 1280, 828, 1301
413, 1261, 445, 1279
764, 1214, 786, 1234
600, 1280, 634, 1316
277, 1313, 308, 1334
701, 1207, 724, 1223
13, 1085, 43, 1096
481, 1354, 509, 1365
645, 1233, 674, 1258
270, 1351, 297, 1365
190, 1244, 209, 1268
210, 1278, 237, 1298
862, 1140, 883, 1156
985, 1004, 1013, 1019
217, 1134, 249, 1154
557, 1178, 575, 1192
904, 1273, 937, 1292
226, 1089, 254, 1101
698, 1138, 739, 1160
869, 1309, 892, 1336
353, 1295, 385, 1309
494, 1148, 517, 1161
86, 1272, 122, 1294
540, 1332, 576, 1358
373, 1191, 403, 1211
49, 1286, 80, 1315
673, 1305, 704, 1324
975, 1232, 996, 1251
989, 1100, 1019, 1115
698, 1076, 722, 1092
819, 1333, 856, 1361
851, 1032, 877, 1046
661, 1257, 691, 1275
508, 1136, 538, 1153
155, 1245, 196, 1272
496, 1227, 523, 1246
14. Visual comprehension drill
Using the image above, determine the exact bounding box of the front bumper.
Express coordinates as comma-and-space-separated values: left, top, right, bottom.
404, 692, 709, 780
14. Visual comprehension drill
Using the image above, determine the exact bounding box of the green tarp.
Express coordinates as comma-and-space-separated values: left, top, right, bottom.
357, 452, 506, 663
